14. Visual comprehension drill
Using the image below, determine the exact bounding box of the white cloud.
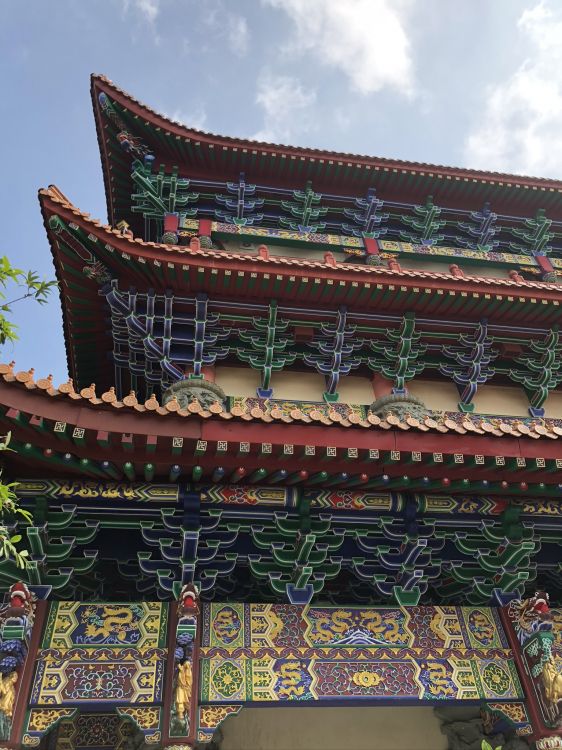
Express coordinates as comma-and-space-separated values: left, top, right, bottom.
465, 1, 562, 178
168, 105, 208, 131
334, 108, 351, 132
252, 73, 316, 143
202, 3, 250, 57
227, 15, 249, 57
264, 0, 414, 96
122, 0, 160, 23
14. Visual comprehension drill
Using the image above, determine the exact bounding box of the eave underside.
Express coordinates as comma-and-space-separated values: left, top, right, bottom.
40, 187, 562, 393
2, 373, 561, 605
91, 74, 562, 234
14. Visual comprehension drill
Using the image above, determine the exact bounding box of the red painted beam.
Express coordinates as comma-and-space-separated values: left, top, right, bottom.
9, 600, 48, 748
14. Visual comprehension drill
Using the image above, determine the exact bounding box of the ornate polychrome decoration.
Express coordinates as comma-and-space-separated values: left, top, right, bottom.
456, 202, 499, 251
304, 306, 363, 401
26, 601, 168, 745
23, 708, 77, 747
16, 479, 179, 503
481, 701, 533, 737
197, 704, 242, 744
0, 582, 37, 742
168, 584, 200, 744
400, 195, 445, 245
208, 220, 363, 248
200, 484, 296, 507
510, 208, 553, 256
214, 172, 264, 226
98, 92, 152, 160
104, 283, 231, 389
47, 214, 112, 286
131, 156, 199, 229
41, 214, 562, 414
343, 187, 388, 238
41, 601, 167, 648
95, 90, 562, 260
199, 603, 522, 705
510, 326, 562, 416
12, 479, 557, 606
117, 705, 162, 745
440, 319, 498, 411
24, 711, 149, 749
238, 300, 296, 398
504, 594, 562, 732
280, 182, 328, 233
30, 646, 165, 704
368, 312, 426, 393
16, 73, 562, 750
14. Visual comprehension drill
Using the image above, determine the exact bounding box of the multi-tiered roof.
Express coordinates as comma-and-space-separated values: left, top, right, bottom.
1, 75, 561, 605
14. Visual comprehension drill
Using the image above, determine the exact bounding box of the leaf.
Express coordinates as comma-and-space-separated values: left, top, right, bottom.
0, 256, 54, 571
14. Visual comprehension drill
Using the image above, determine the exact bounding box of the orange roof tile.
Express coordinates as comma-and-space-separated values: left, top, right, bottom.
1, 362, 561, 442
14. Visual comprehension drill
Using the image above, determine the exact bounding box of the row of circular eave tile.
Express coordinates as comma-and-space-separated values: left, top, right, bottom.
44, 189, 557, 290
1, 363, 560, 441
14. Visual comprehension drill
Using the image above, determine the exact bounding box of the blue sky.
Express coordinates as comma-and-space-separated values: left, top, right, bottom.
1, 0, 560, 383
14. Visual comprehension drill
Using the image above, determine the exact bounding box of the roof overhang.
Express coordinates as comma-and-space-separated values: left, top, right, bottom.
40, 185, 562, 391
91, 74, 562, 235
3, 364, 562, 494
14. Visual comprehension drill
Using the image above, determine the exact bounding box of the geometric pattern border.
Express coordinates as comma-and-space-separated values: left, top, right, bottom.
199, 603, 522, 704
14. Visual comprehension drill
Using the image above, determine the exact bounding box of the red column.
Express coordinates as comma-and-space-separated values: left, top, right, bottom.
198, 218, 213, 237
162, 586, 201, 748
499, 596, 562, 746
363, 237, 379, 256
372, 372, 393, 398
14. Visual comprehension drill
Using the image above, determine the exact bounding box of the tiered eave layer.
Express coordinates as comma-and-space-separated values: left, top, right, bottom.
3, 362, 562, 495
91, 74, 562, 234
41, 185, 562, 391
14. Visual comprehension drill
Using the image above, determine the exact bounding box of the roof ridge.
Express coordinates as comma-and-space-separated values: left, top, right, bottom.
90, 73, 562, 187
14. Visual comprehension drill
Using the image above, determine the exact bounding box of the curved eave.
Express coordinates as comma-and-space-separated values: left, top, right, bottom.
92, 73, 562, 231
2, 364, 562, 491
39, 184, 562, 391
40, 184, 562, 325
39, 186, 113, 390
91, 75, 116, 235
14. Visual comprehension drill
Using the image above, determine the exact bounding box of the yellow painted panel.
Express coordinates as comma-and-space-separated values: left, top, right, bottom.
337, 376, 373, 405
215, 367, 260, 398
543, 390, 562, 418
473, 385, 529, 416
407, 380, 460, 411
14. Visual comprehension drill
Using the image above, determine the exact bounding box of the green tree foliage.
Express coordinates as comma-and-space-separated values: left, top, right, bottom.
0, 257, 57, 567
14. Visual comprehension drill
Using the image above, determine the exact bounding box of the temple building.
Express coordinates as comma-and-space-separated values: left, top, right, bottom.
0, 74, 560, 749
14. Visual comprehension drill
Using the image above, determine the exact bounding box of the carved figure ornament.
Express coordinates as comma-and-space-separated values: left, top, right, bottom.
178, 583, 199, 618
508, 590, 552, 644
175, 661, 193, 723
542, 658, 562, 706
0, 672, 18, 718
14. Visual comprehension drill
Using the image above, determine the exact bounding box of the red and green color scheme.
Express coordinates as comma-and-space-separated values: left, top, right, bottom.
0, 75, 560, 748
